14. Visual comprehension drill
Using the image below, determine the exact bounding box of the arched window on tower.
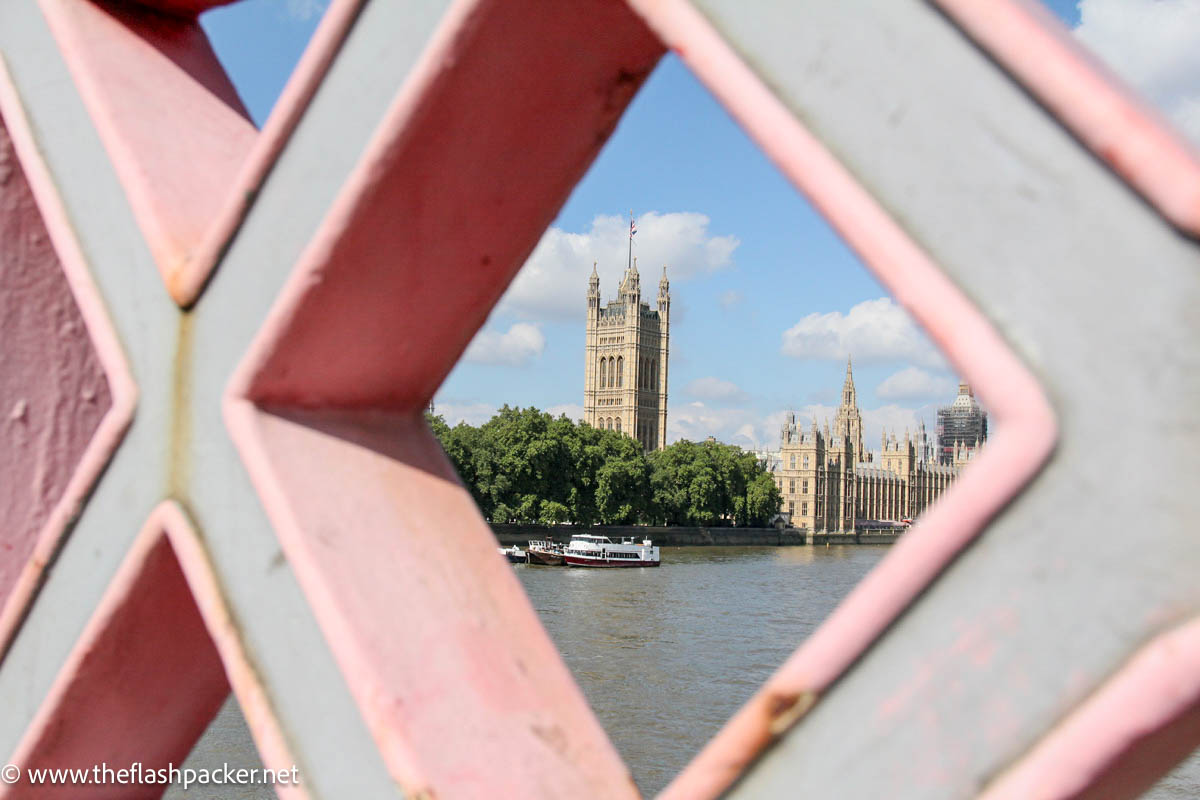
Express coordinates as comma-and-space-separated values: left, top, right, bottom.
640, 358, 646, 389
615, 417, 621, 432
616, 356, 623, 388
651, 359, 657, 389
599, 357, 607, 389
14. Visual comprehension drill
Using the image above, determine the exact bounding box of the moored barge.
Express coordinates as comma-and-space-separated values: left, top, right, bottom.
526, 540, 566, 566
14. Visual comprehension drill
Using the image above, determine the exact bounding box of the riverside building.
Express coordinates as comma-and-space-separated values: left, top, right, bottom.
774, 359, 983, 535
583, 258, 670, 451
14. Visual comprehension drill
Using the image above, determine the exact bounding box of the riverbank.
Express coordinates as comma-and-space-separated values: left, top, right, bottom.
492, 524, 902, 546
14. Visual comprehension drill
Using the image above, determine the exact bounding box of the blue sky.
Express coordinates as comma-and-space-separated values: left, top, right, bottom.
203, 0, 1200, 450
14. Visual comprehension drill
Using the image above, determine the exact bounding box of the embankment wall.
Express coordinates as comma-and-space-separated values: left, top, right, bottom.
492, 525, 900, 546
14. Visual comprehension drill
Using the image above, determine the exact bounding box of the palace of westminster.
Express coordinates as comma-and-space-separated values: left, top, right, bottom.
773, 359, 986, 534
582, 263, 986, 533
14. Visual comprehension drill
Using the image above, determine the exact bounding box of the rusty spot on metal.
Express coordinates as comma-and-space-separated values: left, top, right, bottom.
531, 722, 569, 757
603, 66, 650, 114
766, 689, 818, 737
168, 312, 194, 498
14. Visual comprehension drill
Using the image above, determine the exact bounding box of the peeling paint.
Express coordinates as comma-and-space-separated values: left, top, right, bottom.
766, 690, 817, 737
0, 110, 109, 623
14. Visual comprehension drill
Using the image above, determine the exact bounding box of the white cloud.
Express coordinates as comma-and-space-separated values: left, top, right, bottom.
718, 289, 743, 309
498, 211, 738, 320
547, 403, 585, 422
685, 377, 750, 405
876, 367, 957, 404
861, 404, 935, 449
1075, 0, 1200, 145
665, 401, 928, 452
780, 297, 945, 369
286, 0, 328, 21
668, 402, 779, 448
433, 401, 496, 427
463, 322, 545, 367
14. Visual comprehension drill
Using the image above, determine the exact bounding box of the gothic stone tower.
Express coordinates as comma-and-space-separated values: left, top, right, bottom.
584, 259, 670, 450
833, 356, 865, 456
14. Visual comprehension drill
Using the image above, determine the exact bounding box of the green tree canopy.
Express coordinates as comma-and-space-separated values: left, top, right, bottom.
425, 408, 781, 527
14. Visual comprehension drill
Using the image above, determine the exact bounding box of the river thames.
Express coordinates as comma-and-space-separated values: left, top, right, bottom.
517, 545, 1200, 798
174, 545, 1199, 798
517, 544, 888, 794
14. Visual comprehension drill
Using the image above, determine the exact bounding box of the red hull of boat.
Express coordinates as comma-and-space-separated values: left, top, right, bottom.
564, 556, 660, 568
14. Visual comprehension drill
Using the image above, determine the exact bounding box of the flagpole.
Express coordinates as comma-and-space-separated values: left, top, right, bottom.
628, 209, 633, 273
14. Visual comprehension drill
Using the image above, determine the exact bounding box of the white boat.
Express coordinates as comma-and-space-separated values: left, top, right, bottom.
498, 545, 526, 564
563, 534, 660, 568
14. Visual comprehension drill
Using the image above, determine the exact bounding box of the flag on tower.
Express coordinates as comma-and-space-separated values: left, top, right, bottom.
630, 215, 637, 238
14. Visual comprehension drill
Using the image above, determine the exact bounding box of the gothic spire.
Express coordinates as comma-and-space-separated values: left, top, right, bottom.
841, 354, 857, 409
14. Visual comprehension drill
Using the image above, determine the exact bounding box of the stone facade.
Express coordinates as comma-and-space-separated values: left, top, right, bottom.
774, 359, 978, 534
584, 259, 669, 450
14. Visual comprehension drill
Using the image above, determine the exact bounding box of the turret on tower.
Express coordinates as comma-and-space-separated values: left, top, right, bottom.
587, 262, 600, 312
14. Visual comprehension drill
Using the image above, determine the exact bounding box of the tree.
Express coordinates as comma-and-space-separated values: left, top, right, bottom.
425, 408, 780, 526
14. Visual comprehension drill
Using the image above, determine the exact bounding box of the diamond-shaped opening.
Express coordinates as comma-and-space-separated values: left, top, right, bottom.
214, 0, 1060, 797
425, 51, 990, 795
38, 0, 343, 306
2, 504, 300, 800
0, 94, 132, 658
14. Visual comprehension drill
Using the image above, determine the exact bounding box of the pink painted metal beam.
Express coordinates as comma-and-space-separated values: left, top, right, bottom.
224, 0, 666, 795
126, 1, 237, 19
237, 0, 664, 410
2, 505, 229, 800
227, 409, 637, 798
39, 0, 256, 305
183, 0, 367, 307
1, 502, 307, 799
0, 60, 135, 658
